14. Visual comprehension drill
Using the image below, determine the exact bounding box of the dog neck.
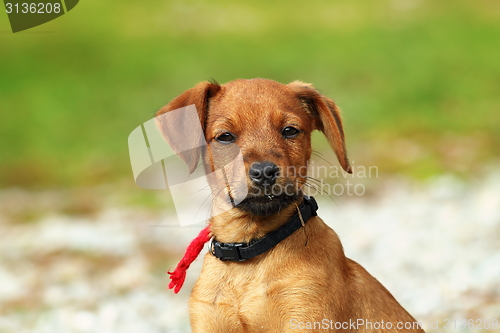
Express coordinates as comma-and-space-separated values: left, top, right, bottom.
209, 198, 303, 244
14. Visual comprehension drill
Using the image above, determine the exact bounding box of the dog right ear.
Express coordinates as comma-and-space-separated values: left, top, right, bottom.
288, 80, 351, 173
156, 81, 221, 174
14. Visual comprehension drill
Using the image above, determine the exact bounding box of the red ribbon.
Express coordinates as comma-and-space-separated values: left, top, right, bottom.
167, 226, 211, 293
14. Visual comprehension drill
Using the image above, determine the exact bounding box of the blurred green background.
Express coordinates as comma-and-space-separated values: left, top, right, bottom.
1, 0, 499, 189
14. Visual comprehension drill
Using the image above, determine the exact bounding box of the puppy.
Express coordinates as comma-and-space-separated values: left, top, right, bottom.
157, 79, 425, 332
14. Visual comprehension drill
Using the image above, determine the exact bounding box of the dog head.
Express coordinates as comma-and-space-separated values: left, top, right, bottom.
156, 79, 350, 217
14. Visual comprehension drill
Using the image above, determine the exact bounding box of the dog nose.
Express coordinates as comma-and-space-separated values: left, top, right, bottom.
249, 162, 280, 187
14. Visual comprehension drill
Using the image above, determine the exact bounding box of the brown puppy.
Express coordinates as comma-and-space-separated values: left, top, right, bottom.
157, 79, 425, 333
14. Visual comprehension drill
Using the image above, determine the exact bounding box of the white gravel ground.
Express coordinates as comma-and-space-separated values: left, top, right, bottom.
0, 171, 499, 333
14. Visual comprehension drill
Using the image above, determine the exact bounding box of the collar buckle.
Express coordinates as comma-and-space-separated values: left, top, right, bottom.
212, 242, 247, 262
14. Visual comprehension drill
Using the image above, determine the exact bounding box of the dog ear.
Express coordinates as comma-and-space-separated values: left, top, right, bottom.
288, 81, 351, 173
156, 80, 221, 173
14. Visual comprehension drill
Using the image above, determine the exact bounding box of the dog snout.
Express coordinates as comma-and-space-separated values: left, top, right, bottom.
249, 162, 280, 187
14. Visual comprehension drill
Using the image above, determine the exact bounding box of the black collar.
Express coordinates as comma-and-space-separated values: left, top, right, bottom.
211, 196, 318, 262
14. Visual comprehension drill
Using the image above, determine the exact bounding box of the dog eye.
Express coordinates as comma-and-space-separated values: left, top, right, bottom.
281, 126, 300, 139
215, 132, 236, 143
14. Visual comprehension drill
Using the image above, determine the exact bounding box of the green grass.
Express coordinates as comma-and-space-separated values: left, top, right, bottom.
1, 0, 499, 187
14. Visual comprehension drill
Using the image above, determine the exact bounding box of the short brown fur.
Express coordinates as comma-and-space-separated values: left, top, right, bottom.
157, 79, 425, 333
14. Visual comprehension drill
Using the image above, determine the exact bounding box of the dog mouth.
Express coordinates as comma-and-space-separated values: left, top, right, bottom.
235, 193, 300, 216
